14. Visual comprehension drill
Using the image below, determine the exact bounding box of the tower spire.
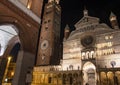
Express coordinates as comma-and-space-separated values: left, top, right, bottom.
109, 11, 119, 29
110, 12, 115, 17
64, 24, 70, 40
83, 6, 88, 16
48, 0, 60, 4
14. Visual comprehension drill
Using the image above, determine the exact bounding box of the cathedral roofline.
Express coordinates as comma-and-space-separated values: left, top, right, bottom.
75, 16, 100, 29
74, 8, 100, 29
67, 23, 113, 41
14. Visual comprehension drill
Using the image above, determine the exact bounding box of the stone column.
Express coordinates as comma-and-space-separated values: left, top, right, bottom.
12, 50, 35, 85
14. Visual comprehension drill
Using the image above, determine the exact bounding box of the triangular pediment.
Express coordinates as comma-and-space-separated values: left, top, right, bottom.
75, 16, 100, 29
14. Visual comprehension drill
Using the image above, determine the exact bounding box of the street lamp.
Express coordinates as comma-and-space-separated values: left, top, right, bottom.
2, 56, 12, 83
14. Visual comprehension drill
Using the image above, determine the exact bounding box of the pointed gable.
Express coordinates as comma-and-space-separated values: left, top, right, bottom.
75, 16, 100, 30
66, 9, 114, 41
75, 8, 100, 29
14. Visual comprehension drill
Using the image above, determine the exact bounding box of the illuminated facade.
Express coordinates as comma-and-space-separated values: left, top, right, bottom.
61, 10, 120, 85
32, 6, 120, 85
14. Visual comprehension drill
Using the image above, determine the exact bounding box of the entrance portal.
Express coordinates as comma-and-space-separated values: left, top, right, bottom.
87, 68, 95, 85
83, 62, 96, 85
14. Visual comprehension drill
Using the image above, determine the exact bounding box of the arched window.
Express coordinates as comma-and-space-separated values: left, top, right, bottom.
91, 51, 94, 58
48, 77, 52, 83
69, 65, 73, 70
86, 51, 90, 59
62, 74, 66, 84
82, 52, 85, 59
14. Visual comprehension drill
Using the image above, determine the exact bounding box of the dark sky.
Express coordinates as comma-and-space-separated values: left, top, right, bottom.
44, 0, 120, 40
60, 0, 120, 30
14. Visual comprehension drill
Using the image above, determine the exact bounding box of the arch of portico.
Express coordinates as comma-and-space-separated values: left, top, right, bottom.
0, 1, 40, 84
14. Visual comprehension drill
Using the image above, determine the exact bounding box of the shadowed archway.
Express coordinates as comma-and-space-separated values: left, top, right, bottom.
82, 62, 96, 85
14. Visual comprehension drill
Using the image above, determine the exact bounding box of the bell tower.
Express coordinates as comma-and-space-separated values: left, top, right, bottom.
36, 0, 61, 65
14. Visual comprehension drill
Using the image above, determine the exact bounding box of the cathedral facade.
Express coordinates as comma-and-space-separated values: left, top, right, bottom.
32, 1, 120, 85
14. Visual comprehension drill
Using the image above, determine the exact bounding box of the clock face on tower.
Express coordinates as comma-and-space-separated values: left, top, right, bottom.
40, 40, 49, 50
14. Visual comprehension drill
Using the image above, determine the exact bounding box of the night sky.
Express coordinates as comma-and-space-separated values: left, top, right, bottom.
60, 0, 120, 28
45, 0, 120, 40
